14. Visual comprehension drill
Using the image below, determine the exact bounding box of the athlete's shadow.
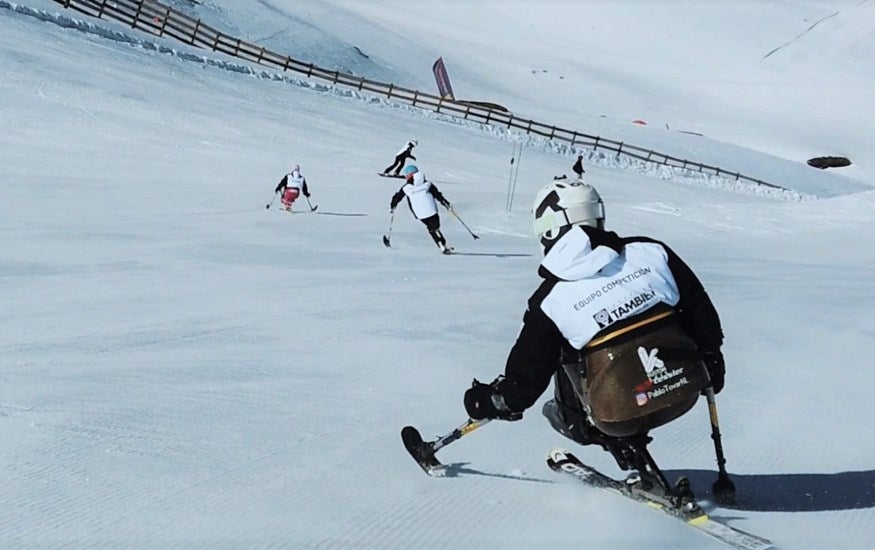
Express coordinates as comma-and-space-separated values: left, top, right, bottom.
441, 462, 552, 484
666, 468, 875, 512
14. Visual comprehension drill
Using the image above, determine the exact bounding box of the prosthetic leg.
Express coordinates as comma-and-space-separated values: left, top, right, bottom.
429, 228, 450, 253
423, 216, 451, 253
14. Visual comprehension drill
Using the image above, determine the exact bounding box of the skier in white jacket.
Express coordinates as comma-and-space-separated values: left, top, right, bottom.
389, 165, 453, 253
463, 179, 726, 476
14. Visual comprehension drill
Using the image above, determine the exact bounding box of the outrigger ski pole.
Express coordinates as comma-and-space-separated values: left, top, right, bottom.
401, 418, 491, 474
448, 208, 479, 240
703, 386, 736, 504
383, 210, 395, 247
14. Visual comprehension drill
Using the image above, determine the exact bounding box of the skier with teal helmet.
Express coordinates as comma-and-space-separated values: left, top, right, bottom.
389, 165, 454, 253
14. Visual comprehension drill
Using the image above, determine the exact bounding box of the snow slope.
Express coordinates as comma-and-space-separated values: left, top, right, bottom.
2, 1, 874, 548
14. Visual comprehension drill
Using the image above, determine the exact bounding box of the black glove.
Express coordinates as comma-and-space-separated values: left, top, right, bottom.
702, 350, 725, 394
463, 378, 522, 421
442, 200, 452, 209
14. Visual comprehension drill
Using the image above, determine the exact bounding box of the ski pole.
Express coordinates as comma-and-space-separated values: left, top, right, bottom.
305, 195, 318, 212
382, 210, 395, 247
703, 387, 736, 504
401, 418, 491, 474
449, 208, 479, 240
266, 192, 277, 209
433, 418, 491, 452
508, 143, 522, 211
506, 142, 520, 212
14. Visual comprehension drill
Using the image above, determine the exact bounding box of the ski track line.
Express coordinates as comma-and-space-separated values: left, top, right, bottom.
736, 381, 788, 477
631, 202, 683, 216
256, 434, 478, 546
2, 406, 225, 536
123, 419, 411, 545
291, 431, 556, 546
345, 462, 547, 547
0, 324, 248, 357
0, 409, 369, 543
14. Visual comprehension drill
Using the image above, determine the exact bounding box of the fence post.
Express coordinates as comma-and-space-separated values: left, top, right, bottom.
412, 91, 418, 106
191, 20, 200, 45
158, 6, 170, 37
159, 6, 171, 36
132, 1, 144, 28
387, 83, 394, 98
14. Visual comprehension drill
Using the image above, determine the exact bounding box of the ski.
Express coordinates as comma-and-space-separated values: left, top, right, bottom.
547, 448, 774, 550
275, 208, 314, 215
316, 212, 367, 217
378, 172, 405, 179
382, 235, 391, 247
442, 251, 532, 258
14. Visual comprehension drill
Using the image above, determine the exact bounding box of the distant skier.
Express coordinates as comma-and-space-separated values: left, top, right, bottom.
389, 165, 453, 253
382, 139, 418, 176
572, 154, 585, 179
462, 179, 726, 483
274, 164, 310, 211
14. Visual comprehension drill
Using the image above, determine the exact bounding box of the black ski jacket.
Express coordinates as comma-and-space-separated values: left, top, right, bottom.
497, 226, 723, 413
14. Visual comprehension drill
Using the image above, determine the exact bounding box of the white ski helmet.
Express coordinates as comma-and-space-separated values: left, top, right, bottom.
533, 180, 605, 244
409, 139, 418, 147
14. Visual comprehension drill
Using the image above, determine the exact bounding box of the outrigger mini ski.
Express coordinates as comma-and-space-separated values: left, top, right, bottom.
400, 419, 490, 475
